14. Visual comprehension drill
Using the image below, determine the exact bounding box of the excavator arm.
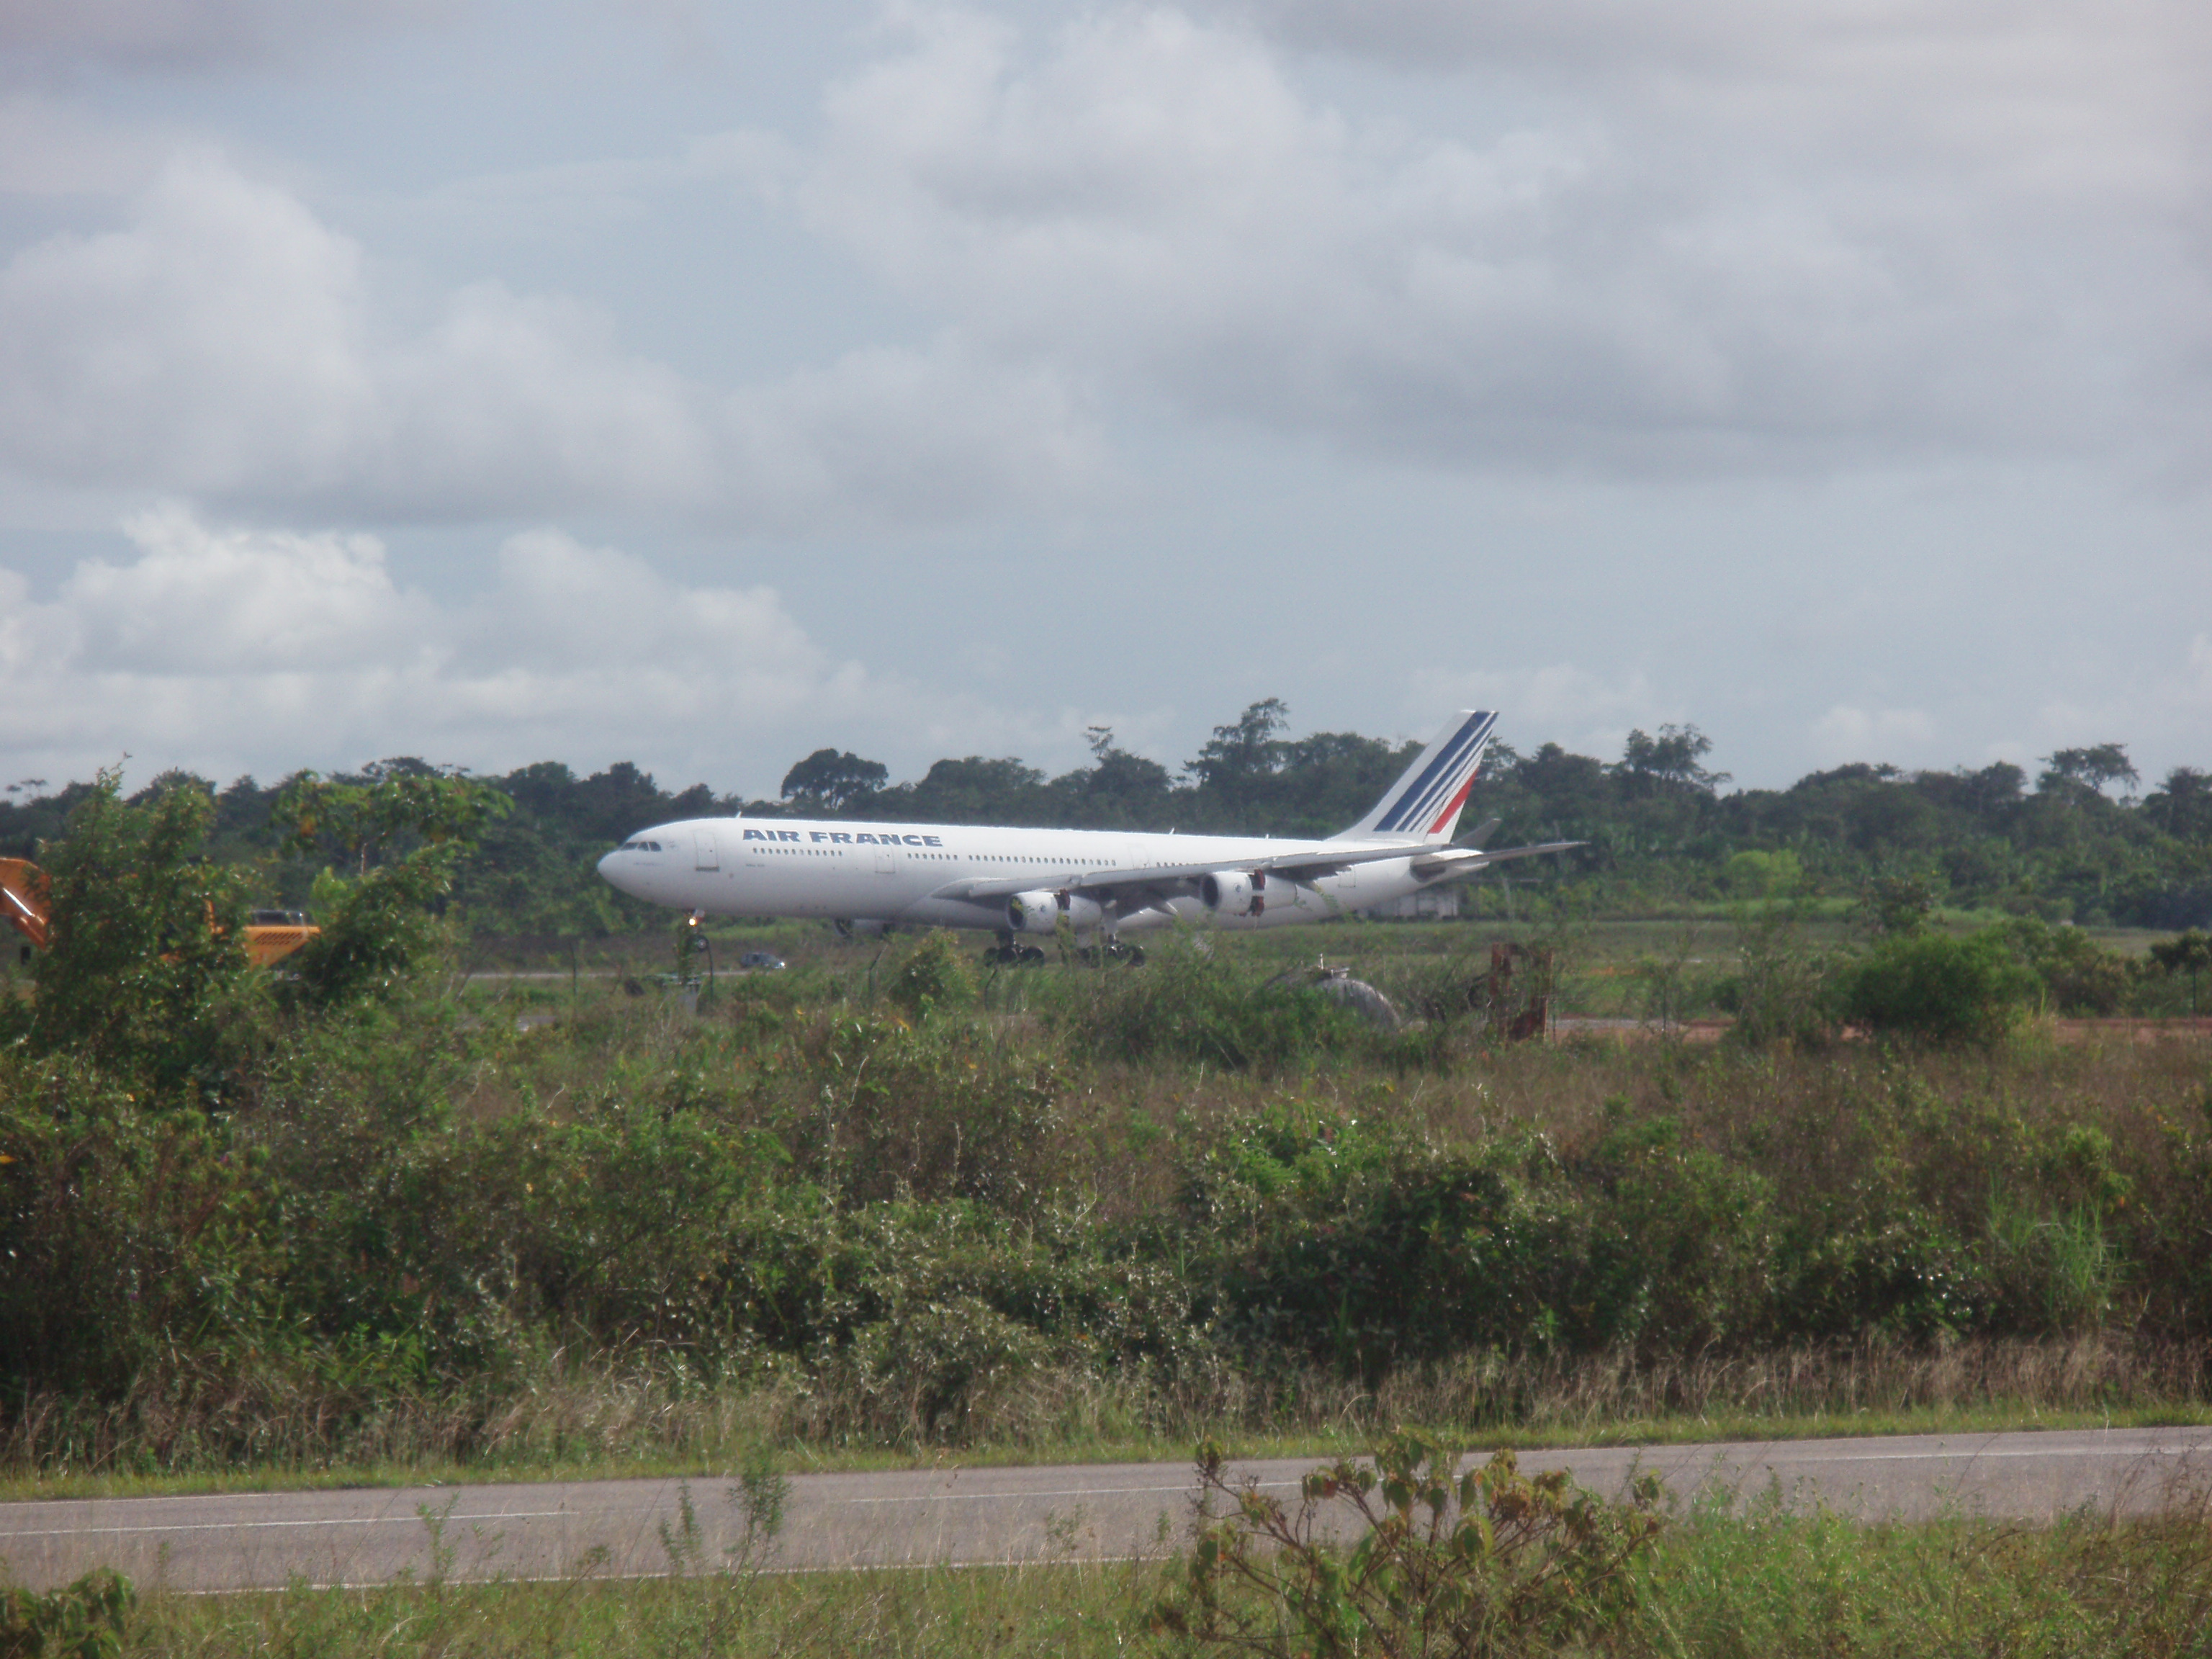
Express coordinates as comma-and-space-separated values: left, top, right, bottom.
0, 858, 50, 952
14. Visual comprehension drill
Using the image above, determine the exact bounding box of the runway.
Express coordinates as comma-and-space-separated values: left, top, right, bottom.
3, 1427, 2208, 1594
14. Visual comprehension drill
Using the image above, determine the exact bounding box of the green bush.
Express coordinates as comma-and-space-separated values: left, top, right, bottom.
1580, 1115, 1776, 1349
1, 1568, 134, 1659
1181, 1104, 1787, 1371
788, 1014, 1063, 1211
881, 930, 977, 1020
1714, 903, 1841, 1048
1992, 917, 2131, 1016
1039, 932, 1377, 1069
1840, 930, 2041, 1045
0, 1055, 276, 1395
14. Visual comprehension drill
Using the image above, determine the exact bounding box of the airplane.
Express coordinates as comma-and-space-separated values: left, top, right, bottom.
596, 710, 1580, 961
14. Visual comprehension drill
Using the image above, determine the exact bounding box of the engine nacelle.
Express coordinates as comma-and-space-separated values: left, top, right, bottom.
1007, 889, 1104, 935
1200, 870, 1267, 918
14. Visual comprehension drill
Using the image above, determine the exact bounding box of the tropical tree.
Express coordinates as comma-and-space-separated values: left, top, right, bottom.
2038, 743, 2139, 801
779, 749, 889, 814
2149, 930, 2212, 1015
276, 768, 510, 1007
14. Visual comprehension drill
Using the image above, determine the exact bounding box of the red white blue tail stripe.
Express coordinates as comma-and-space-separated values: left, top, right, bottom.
1339, 710, 1498, 841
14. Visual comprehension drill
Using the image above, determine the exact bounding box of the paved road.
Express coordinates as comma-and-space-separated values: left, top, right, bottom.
3, 1428, 2208, 1594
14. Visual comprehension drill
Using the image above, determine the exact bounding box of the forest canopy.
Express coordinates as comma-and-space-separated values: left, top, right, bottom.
4, 701, 2207, 932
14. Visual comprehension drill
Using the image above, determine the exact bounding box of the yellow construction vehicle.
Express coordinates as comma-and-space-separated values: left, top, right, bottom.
0, 857, 320, 967
1, 857, 48, 955
239, 909, 319, 968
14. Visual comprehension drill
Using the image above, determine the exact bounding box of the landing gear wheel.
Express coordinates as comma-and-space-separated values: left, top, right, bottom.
1078, 940, 1146, 966
1018, 945, 1047, 964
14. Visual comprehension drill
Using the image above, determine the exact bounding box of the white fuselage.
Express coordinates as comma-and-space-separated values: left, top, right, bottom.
596, 816, 1435, 936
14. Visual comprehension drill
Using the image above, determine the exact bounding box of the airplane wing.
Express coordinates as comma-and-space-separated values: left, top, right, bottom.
926, 838, 1583, 905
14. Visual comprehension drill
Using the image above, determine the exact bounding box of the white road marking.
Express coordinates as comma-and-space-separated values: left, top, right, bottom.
0, 1510, 568, 1540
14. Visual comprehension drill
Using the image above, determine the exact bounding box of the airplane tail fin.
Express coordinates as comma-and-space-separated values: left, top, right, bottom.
1334, 710, 1498, 842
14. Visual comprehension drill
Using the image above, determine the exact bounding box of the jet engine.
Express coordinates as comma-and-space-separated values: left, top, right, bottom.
1200, 870, 1267, 918
1007, 889, 1105, 934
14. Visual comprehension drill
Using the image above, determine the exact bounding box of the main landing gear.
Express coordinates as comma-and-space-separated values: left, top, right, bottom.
1077, 940, 1146, 966
981, 934, 1146, 966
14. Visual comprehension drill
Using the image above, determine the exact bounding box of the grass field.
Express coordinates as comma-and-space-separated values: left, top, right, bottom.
47, 1488, 2212, 1658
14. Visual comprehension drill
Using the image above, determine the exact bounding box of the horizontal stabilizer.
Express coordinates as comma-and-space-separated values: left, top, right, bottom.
1408, 840, 1585, 879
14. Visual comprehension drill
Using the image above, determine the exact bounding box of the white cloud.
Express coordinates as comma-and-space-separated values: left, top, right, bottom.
66, 503, 432, 673
0, 508, 887, 788
0, 149, 1100, 529
783, 4, 2208, 473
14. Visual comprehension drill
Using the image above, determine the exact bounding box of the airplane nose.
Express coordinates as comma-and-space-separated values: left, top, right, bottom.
596, 850, 624, 889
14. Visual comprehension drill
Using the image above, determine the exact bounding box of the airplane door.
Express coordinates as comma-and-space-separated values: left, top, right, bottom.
695, 828, 720, 871
874, 845, 898, 876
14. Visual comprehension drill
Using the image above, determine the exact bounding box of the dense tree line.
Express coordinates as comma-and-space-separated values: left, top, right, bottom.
4, 702, 2207, 932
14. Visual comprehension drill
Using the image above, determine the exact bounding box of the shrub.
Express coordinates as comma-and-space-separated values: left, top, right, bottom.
1578, 1115, 1776, 1349
0, 1056, 276, 1396
881, 930, 977, 1020
1992, 917, 2131, 1016
1724, 848, 1804, 897
788, 1014, 1063, 1211
1721, 904, 1839, 1048
1840, 930, 2041, 1045
1040, 932, 1374, 1069
1153, 1432, 1664, 1658
1182, 1108, 1588, 1372
1, 1568, 135, 1658
2148, 929, 2212, 1014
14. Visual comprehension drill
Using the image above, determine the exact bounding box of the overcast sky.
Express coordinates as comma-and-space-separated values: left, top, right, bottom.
2, 0, 2207, 803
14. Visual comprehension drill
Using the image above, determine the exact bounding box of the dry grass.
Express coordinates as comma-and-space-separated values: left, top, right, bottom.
8, 1332, 2207, 1503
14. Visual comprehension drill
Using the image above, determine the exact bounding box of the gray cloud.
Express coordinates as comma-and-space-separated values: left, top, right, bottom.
0, 150, 1102, 529
784, 4, 2208, 475
0, 0, 452, 71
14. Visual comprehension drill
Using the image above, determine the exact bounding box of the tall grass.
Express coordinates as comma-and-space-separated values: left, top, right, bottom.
86, 1495, 2212, 1657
